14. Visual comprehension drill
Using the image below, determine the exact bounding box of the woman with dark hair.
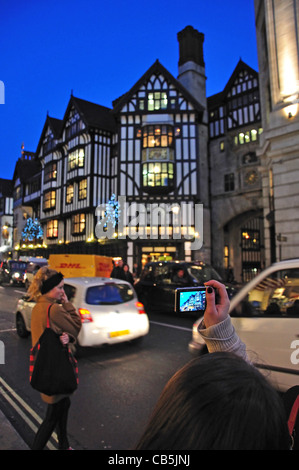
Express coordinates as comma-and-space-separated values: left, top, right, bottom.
136, 280, 291, 450
28, 267, 82, 450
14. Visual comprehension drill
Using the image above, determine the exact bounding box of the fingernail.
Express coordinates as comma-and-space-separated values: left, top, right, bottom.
207, 287, 213, 294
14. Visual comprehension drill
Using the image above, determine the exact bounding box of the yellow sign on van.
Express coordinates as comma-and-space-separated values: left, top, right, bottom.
48, 254, 113, 278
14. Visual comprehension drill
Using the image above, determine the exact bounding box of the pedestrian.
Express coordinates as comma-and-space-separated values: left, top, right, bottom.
123, 263, 134, 285
135, 280, 291, 450
110, 259, 126, 280
27, 267, 82, 450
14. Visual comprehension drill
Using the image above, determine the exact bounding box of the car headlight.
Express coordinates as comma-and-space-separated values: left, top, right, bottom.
13, 272, 20, 279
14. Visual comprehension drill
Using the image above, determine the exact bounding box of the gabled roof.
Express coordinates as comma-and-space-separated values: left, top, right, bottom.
208, 59, 259, 109
36, 96, 116, 156
47, 116, 63, 137
63, 95, 116, 133
35, 115, 63, 156
112, 59, 204, 117
13, 157, 41, 184
0, 178, 13, 197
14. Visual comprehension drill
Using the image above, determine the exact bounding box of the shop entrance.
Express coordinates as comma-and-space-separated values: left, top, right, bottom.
136, 243, 184, 271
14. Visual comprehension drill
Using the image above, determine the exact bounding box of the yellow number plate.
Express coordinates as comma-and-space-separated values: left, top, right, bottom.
109, 329, 130, 338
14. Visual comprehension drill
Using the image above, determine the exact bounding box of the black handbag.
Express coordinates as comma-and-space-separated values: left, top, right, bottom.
29, 304, 78, 395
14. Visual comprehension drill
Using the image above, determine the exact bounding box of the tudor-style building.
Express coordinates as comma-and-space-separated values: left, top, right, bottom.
14, 26, 211, 270
12, 148, 41, 252
111, 27, 210, 268
35, 96, 117, 256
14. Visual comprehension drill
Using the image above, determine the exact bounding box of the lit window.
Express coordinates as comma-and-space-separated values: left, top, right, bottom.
143, 162, 174, 187
141, 125, 175, 193
68, 148, 85, 171
148, 92, 168, 111
44, 162, 57, 182
43, 190, 56, 211
72, 213, 86, 234
46, 220, 58, 238
66, 184, 74, 204
78, 179, 87, 200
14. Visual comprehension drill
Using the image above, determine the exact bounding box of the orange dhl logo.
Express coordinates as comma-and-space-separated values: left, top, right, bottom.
57, 263, 82, 269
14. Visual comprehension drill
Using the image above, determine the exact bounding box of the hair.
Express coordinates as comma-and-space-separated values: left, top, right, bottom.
27, 266, 58, 301
136, 352, 290, 450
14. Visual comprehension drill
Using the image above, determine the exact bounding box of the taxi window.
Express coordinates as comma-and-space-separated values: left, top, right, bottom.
86, 283, 134, 305
140, 266, 154, 281
154, 264, 171, 284
231, 268, 299, 317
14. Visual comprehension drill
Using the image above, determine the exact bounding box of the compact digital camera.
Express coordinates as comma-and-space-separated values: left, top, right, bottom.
174, 286, 206, 314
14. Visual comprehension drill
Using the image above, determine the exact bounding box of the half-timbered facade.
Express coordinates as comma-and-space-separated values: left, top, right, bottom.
208, 60, 264, 282
36, 96, 116, 256
12, 149, 41, 253
112, 55, 209, 268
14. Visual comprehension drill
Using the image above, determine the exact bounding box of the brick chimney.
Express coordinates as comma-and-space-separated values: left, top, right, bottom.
177, 26, 207, 120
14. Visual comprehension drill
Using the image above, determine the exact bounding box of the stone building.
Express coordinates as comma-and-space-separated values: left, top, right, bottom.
254, 0, 299, 264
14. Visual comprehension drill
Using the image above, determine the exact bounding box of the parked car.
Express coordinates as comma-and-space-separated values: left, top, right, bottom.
15, 277, 150, 347
0, 260, 27, 286
24, 257, 48, 288
134, 260, 235, 314
189, 258, 299, 391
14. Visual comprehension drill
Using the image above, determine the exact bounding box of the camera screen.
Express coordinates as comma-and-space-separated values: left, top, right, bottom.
176, 287, 206, 313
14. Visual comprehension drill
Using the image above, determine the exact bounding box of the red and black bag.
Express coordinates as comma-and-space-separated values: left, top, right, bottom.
283, 386, 299, 450
29, 304, 78, 395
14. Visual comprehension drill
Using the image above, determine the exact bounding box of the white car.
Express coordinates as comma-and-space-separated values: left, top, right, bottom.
15, 277, 150, 347
189, 259, 299, 391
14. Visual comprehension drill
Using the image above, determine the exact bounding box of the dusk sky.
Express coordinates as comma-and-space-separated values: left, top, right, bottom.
0, 0, 258, 180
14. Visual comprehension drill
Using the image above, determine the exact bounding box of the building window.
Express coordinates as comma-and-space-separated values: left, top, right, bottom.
68, 148, 85, 171
65, 112, 83, 139
46, 220, 58, 238
78, 179, 87, 200
66, 184, 74, 204
224, 245, 229, 269
44, 162, 57, 183
209, 106, 225, 138
72, 213, 86, 235
234, 128, 263, 146
143, 162, 174, 188
43, 190, 56, 211
141, 125, 174, 193
148, 92, 168, 111
224, 173, 235, 192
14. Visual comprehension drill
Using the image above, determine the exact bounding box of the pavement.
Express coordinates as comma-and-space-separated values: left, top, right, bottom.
0, 408, 30, 450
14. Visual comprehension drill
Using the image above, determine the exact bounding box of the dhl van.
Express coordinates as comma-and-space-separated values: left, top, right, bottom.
48, 254, 113, 278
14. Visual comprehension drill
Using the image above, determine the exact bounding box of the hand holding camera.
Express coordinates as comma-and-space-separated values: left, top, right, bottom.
203, 280, 230, 328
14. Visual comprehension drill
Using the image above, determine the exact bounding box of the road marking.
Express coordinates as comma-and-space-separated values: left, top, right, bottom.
0, 328, 16, 333
0, 376, 57, 450
150, 320, 192, 332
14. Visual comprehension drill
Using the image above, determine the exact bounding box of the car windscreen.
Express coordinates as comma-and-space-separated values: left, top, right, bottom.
187, 265, 222, 283
85, 283, 134, 305
9, 262, 27, 271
